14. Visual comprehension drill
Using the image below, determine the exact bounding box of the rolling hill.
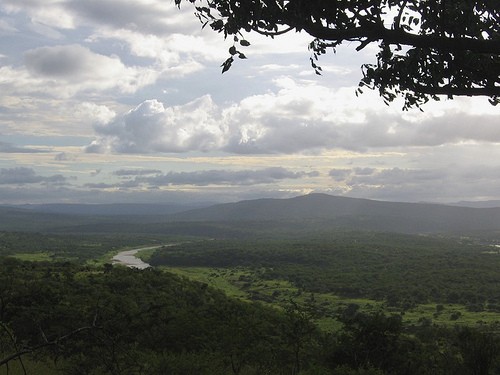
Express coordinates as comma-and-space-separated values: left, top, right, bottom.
2, 194, 500, 235
169, 193, 500, 234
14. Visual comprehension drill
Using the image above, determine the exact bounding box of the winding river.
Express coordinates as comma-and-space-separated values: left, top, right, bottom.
111, 246, 156, 269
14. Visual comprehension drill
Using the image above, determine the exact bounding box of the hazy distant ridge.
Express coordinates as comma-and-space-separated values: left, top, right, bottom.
2, 194, 500, 234
10, 202, 209, 216
170, 193, 500, 233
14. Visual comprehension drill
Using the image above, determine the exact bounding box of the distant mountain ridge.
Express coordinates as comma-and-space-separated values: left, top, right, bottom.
169, 193, 500, 234
448, 200, 500, 208
0, 203, 209, 232
8, 202, 210, 216
2, 194, 500, 235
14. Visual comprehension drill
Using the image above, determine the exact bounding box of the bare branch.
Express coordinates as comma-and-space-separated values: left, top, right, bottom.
0, 322, 27, 374
0, 325, 97, 368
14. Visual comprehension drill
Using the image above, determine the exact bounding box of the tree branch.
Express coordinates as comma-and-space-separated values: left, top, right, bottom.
251, 25, 294, 36
0, 321, 27, 374
394, 0, 409, 30
0, 349, 33, 369
303, 23, 500, 54
0, 325, 97, 368
413, 85, 500, 97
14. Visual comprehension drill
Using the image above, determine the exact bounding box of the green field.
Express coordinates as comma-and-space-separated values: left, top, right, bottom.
2, 229, 500, 374
158, 264, 500, 331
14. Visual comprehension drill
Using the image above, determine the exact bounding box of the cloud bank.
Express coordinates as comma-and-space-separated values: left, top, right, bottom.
86, 79, 500, 155
0, 167, 67, 185
1, 0, 499, 205
99, 167, 318, 188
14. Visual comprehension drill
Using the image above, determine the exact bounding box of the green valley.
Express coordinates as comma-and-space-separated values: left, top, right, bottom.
2, 194, 500, 374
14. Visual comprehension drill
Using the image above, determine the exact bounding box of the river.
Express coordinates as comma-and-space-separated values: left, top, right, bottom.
111, 246, 156, 269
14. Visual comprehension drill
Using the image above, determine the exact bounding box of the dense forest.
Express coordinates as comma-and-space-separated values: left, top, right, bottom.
1, 222, 500, 373
149, 232, 500, 309
1, 257, 499, 375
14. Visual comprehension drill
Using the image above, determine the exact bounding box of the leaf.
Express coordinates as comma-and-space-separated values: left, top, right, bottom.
221, 57, 234, 74
229, 46, 237, 55
238, 53, 247, 59
212, 19, 224, 30
240, 40, 251, 47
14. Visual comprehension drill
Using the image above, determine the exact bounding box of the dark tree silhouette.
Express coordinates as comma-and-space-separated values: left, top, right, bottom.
176, 0, 500, 109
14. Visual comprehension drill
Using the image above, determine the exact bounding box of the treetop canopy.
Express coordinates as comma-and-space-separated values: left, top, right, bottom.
176, 0, 500, 109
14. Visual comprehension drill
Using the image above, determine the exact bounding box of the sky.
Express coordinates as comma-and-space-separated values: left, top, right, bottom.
0, 0, 499, 205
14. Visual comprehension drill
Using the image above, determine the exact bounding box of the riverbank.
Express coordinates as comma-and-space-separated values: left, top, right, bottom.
112, 246, 157, 269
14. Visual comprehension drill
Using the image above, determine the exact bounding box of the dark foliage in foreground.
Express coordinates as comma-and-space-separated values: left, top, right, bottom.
176, 0, 500, 108
1, 258, 499, 374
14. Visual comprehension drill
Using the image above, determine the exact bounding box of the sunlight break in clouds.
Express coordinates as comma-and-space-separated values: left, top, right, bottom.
86, 78, 500, 156
86, 97, 226, 153
1, 0, 499, 204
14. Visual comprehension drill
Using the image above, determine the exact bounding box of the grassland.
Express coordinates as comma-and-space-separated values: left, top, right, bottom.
157, 264, 500, 332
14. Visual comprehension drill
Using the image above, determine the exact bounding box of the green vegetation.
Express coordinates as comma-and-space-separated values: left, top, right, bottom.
157, 264, 500, 330
2, 257, 500, 374
2, 226, 500, 374
0, 231, 174, 263
0, 258, 297, 374
8, 252, 54, 262
150, 232, 500, 309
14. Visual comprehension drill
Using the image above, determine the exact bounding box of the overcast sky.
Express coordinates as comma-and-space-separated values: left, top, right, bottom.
0, 0, 499, 205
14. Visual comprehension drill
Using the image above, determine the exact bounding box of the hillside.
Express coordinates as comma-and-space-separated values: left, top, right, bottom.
11, 202, 209, 216
170, 193, 500, 234
2, 194, 500, 235
0, 205, 91, 232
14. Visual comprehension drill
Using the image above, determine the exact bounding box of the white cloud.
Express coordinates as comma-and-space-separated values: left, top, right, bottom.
75, 102, 116, 125
139, 167, 318, 186
87, 78, 500, 156
0, 92, 119, 136
87, 96, 226, 153
54, 152, 72, 161
2, 0, 499, 205
329, 169, 351, 181
1, 0, 75, 29
0, 142, 49, 153
66, 0, 187, 35
23, 44, 158, 96
4, 0, 226, 62
113, 169, 162, 176
105, 167, 319, 187
0, 46, 159, 102
323, 164, 500, 203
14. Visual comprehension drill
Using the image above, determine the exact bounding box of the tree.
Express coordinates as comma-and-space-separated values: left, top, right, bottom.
175, 0, 500, 109
457, 327, 498, 375
331, 310, 403, 372
278, 300, 319, 375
